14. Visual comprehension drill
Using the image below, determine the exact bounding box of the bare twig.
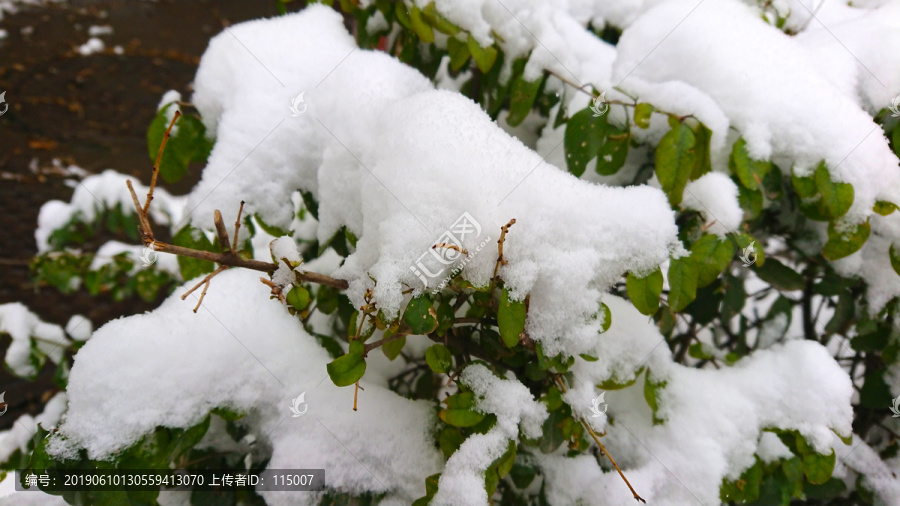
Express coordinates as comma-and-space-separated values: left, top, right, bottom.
232, 201, 245, 252
432, 243, 468, 255
213, 210, 232, 255
144, 110, 181, 216
553, 375, 646, 504
489, 219, 516, 294
181, 265, 228, 312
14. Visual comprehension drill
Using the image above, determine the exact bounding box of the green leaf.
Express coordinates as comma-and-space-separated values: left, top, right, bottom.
803, 449, 836, 485
737, 184, 763, 220
598, 302, 612, 333
506, 75, 543, 127
467, 34, 498, 73
404, 296, 438, 335
690, 234, 735, 287
667, 257, 699, 312
447, 36, 471, 71
792, 163, 854, 221
539, 409, 565, 453
874, 200, 898, 216
634, 103, 654, 129
172, 226, 216, 281
597, 367, 644, 391
421, 3, 461, 35
655, 122, 697, 205
688, 342, 714, 360
425, 344, 453, 374
626, 267, 663, 315
754, 258, 804, 291
436, 300, 455, 337
498, 288, 527, 348
563, 108, 608, 177
891, 243, 900, 276
542, 386, 564, 411
643, 369, 667, 424
729, 138, 772, 190
408, 5, 434, 42
439, 428, 464, 458
691, 122, 713, 180
733, 233, 766, 266
381, 334, 405, 361
286, 286, 310, 312
719, 457, 763, 503
326, 347, 366, 387
596, 130, 630, 176
440, 392, 485, 427
822, 221, 870, 261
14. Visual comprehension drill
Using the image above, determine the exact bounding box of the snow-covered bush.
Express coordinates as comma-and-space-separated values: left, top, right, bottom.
4, 0, 900, 504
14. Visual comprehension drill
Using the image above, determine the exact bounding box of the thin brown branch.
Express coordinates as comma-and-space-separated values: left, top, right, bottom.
432, 243, 468, 255
554, 375, 646, 504
213, 210, 232, 255
232, 201, 245, 252
259, 277, 286, 304
126, 180, 153, 240
144, 110, 181, 215
489, 219, 516, 294
181, 265, 228, 312
363, 331, 409, 355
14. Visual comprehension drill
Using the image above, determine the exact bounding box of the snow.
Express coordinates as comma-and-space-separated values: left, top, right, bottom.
65, 314, 92, 341
681, 172, 743, 237
0, 303, 70, 378
186, 7, 680, 358
543, 300, 853, 504
35, 169, 186, 252
88, 240, 180, 276
87, 25, 113, 37
432, 364, 547, 505
77, 37, 104, 56
269, 236, 302, 287
49, 269, 442, 503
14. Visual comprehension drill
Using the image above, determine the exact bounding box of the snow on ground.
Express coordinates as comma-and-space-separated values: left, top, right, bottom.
0, 303, 70, 378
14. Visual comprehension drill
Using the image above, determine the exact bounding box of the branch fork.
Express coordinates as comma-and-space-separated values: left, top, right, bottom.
125, 111, 347, 312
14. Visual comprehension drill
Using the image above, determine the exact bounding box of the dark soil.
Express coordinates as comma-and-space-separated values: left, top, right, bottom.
0, 0, 306, 430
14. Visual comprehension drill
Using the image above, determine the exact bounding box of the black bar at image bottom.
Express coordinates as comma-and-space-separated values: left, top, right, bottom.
15, 469, 326, 492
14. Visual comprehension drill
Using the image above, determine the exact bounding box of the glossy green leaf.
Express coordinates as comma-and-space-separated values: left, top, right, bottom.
498, 288, 527, 348
655, 122, 697, 205
822, 221, 870, 261
506, 75, 543, 127
439, 428, 464, 458
690, 234, 735, 288
425, 344, 453, 374
792, 163, 854, 221
326, 346, 366, 387
643, 369, 667, 424
596, 130, 630, 176
440, 392, 485, 427
874, 200, 898, 216
634, 103, 654, 129
598, 302, 612, 333
754, 258, 804, 291
404, 296, 438, 335
729, 138, 772, 190
626, 267, 663, 315
803, 449, 836, 485
891, 243, 900, 276
381, 334, 405, 361
667, 257, 699, 312
564, 108, 607, 177
691, 122, 713, 180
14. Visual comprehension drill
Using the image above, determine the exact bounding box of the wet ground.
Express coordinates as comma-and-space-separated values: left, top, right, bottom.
0, 0, 306, 430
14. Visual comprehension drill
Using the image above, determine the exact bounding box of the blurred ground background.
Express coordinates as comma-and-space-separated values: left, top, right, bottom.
0, 0, 308, 430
